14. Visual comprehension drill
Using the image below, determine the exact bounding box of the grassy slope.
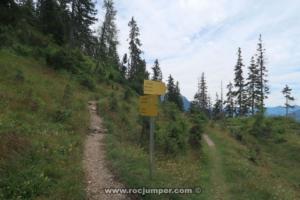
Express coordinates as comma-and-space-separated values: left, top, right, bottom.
207, 121, 300, 200
0, 49, 91, 199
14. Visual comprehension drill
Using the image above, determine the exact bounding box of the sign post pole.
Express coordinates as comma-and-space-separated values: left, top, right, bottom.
149, 116, 154, 179
139, 80, 166, 179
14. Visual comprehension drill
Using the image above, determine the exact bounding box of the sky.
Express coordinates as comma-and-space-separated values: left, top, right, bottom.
94, 0, 300, 106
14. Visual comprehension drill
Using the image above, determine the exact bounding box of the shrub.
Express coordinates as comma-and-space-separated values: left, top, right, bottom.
79, 75, 96, 91
52, 109, 72, 123
15, 69, 25, 82
188, 113, 206, 148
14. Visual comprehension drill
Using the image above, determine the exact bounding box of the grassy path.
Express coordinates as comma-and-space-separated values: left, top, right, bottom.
203, 133, 230, 200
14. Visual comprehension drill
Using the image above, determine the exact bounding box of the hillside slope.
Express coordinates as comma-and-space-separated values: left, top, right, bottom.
0, 49, 91, 199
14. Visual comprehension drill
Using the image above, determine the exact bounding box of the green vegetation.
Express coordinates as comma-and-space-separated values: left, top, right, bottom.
0, 49, 90, 199
1, 0, 300, 200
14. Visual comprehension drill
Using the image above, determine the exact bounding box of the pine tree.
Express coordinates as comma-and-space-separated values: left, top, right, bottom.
0, 0, 19, 25
127, 17, 147, 94
151, 59, 163, 81
282, 85, 295, 117
166, 75, 183, 111
256, 34, 269, 113
37, 0, 65, 44
97, 0, 119, 68
246, 56, 260, 115
175, 81, 184, 111
194, 73, 209, 114
225, 82, 235, 118
212, 93, 223, 120
69, 0, 97, 50
233, 47, 247, 116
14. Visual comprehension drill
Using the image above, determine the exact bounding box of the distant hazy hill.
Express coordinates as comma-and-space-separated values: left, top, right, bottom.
182, 96, 191, 111
266, 106, 300, 120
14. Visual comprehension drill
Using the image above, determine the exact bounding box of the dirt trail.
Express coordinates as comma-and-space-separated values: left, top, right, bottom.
203, 134, 215, 147
203, 133, 229, 200
83, 101, 127, 200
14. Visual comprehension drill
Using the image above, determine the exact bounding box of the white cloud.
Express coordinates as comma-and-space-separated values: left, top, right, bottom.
96, 0, 300, 106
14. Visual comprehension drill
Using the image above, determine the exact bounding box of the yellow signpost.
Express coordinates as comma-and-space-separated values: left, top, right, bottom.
139, 95, 158, 117
144, 80, 167, 95
139, 80, 166, 179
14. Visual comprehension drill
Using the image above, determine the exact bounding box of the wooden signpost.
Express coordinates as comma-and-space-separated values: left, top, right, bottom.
139, 80, 166, 178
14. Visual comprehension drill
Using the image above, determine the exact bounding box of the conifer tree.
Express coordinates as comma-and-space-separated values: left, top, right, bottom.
256, 34, 269, 113
212, 93, 223, 120
194, 73, 209, 114
225, 82, 235, 117
151, 59, 163, 81
37, 0, 65, 44
246, 56, 260, 115
97, 0, 119, 68
233, 47, 247, 116
282, 85, 295, 117
127, 17, 147, 93
166, 75, 183, 111
69, 0, 97, 49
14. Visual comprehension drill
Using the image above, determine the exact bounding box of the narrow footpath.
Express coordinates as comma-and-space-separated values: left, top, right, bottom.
83, 101, 127, 200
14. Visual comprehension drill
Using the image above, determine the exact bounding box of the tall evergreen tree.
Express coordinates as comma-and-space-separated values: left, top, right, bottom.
233, 47, 247, 116
97, 0, 119, 68
37, 0, 65, 44
151, 59, 163, 81
166, 75, 183, 111
127, 17, 147, 93
175, 81, 184, 111
246, 56, 260, 115
225, 82, 235, 118
212, 93, 223, 120
282, 85, 295, 118
194, 73, 209, 114
0, 0, 19, 25
256, 34, 269, 113
69, 0, 97, 50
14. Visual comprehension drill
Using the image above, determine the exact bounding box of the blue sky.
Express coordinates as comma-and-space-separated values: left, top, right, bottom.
94, 0, 300, 106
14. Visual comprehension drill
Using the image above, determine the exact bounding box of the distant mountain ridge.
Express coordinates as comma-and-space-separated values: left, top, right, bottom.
266, 105, 300, 116
182, 96, 191, 111
266, 106, 300, 120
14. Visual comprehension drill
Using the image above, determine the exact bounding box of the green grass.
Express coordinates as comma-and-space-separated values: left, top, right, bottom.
207, 120, 300, 200
0, 49, 91, 199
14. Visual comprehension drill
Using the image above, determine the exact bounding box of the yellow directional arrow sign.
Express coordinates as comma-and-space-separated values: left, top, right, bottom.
144, 80, 166, 95
139, 95, 158, 116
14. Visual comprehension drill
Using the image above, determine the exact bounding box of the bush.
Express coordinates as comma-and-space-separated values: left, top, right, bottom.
188, 113, 206, 148
157, 102, 189, 155
15, 69, 25, 82
52, 109, 72, 123
80, 75, 95, 91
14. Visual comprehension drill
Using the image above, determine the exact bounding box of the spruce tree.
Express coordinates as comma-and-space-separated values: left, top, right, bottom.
97, 0, 119, 68
166, 75, 183, 111
246, 56, 260, 115
282, 85, 295, 117
256, 34, 269, 113
212, 93, 223, 120
194, 73, 209, 114
127, 17, 147, 94
37, 0, 65, 44
151, 59, 163, 81
69, 0, 97, 50
225, 82, 235, 117
175, 81, 184, 111
233, 47, 247, 116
